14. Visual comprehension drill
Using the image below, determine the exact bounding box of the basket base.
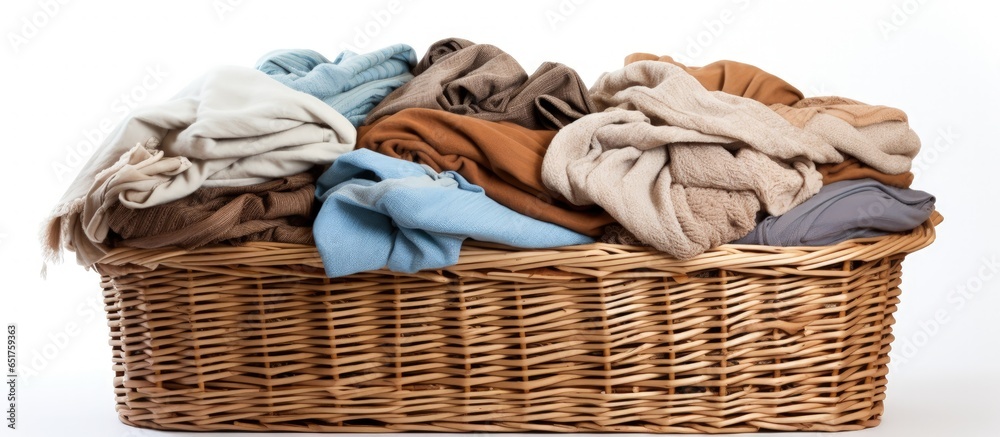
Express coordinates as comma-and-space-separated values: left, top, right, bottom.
97, 215, 941, 433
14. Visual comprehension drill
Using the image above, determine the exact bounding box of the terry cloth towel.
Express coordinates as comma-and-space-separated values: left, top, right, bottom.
42, 66, 356, 268
600, 223, 648, 247
365, 38, 597, 129
106, 171, 316, 250
770, 96, 920, 174
819, 156, 914, 188
543, 61, 844, 259
733, 178, 935, 246
314, 149, 593, 277
256, 44, 417, 127
356, 108, 614, 236
624, 53, 804, 106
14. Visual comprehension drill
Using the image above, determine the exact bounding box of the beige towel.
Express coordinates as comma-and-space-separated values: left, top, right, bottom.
43, 66, 356, 268
543, 61, 840, 259
624, 53, 804, 106
771, 96, 919, 174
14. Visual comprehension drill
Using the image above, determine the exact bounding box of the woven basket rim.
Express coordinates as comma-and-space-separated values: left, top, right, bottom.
95, 210, 941, 278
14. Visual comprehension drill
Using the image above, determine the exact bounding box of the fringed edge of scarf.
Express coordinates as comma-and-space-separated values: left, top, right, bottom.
39, 197, 85, 279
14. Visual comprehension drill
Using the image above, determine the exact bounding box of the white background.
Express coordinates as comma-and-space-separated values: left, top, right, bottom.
1, 0, 998, 436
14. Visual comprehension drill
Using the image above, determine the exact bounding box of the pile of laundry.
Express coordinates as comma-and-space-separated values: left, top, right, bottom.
43, 38, 936, 278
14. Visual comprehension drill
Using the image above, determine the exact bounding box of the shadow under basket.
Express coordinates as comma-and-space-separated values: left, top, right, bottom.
94, 211, 942, 433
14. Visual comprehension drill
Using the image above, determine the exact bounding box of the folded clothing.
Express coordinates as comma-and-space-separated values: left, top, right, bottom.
365, 37, 596, 129
624, 53, 804, 105
357, 108, 614, 236
819, 156, 913, 188
733, 178, 935, 246
771, 96, 920, 174
543, 61, 842, 259
256, 44, 416, 127
313, 149, 593, 277
106, 172, 316, 250
42, 66, 355, 267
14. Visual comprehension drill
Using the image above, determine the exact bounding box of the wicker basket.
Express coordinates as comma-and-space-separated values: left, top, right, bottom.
94, 211, 941, 433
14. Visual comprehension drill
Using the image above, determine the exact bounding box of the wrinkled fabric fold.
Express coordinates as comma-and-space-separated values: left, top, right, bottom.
357, 108, 614, 236
256, 44, 417, 127
772, 96, 909, 128
313, 150, 593, 277
819, 156, 913, 188
543, 61, 842, 259
412, 37, 473, 75
43, 66, 356, 267
365, 38, 596, 129
771, 96, 920, 174
734, 179, 935, 246
624, 53, 804, 105
106, 172, 316, 250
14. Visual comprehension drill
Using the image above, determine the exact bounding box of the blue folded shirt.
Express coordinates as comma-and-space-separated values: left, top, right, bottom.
314, 149, 593, 277
256, 44, 416, 127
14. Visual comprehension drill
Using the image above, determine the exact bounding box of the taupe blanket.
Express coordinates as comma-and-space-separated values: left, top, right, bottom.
366, 38, 596, 129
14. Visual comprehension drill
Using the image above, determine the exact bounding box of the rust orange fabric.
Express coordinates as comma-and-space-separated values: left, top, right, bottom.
356, 108, 614, 236
818, 157, 914, 188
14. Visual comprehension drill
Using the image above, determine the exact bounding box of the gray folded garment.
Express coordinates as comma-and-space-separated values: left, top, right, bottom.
733, 178, 935, 246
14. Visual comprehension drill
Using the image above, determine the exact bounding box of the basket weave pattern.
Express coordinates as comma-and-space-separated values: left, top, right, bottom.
97, 212, 940, 433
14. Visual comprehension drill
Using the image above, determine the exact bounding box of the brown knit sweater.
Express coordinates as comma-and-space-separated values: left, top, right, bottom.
106, 172, 317, 249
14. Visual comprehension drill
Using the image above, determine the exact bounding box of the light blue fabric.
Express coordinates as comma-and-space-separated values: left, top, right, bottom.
314, 149, 594, 277
256, 44, 416, 127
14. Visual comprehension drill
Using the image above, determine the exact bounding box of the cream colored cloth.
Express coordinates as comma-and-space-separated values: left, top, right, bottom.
543, 61, 842, 259
43, 66, 356, 268
623, 53, 804, 106
771, 96, 920, 174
